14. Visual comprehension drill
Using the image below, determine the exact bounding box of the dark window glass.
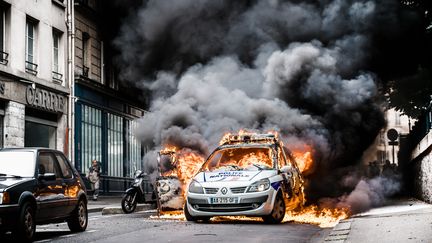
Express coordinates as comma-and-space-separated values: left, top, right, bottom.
39, 152, 61, 178
56, 154, 72, 179
25, 121, 56, 149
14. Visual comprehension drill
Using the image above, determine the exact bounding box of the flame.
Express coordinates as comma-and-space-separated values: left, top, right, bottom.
292, 146, 314, 174
159, 145, 204, 192
284, 205, 350, 228
150, 210, 185, 221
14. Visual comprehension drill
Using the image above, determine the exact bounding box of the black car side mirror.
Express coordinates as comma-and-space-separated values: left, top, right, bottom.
38, 173, 56, 181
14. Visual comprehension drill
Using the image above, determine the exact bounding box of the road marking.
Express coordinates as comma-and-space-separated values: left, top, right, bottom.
36, 228, 68, 232
87, 230, 98, 233
60, 234, 77, 238
35, 240, 52, 243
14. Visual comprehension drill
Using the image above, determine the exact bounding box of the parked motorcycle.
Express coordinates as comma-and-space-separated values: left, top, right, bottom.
121, 170, 155, 213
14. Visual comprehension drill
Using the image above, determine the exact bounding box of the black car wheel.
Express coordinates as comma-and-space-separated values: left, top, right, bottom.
67, 199, 88, 232
13, 202, 35, 242
263, 193, 286, 224
121, 192, 137, 214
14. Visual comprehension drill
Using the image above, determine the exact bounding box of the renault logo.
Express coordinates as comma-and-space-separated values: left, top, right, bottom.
221, 187, 228, 195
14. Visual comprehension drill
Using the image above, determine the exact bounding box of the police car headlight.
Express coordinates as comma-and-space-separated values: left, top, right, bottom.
188, 180, 204, 194
158, 182, 170, 194
247, 179, 270, 192
0, 192, 10, 204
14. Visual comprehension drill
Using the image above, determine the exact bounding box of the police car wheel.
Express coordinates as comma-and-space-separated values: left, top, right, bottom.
262, 193, 285, 224
184, 204, 198, 221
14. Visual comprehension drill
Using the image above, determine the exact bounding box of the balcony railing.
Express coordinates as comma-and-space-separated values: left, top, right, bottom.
0, 51, 8, 65
25, 61, 38, 75
52, 71, 63, 83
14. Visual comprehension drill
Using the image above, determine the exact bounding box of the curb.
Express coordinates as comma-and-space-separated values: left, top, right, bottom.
324, 219, 352, 242
101, 204, 154, 215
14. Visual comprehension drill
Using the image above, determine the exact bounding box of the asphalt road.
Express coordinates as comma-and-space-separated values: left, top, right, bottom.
2, 210, 329, 243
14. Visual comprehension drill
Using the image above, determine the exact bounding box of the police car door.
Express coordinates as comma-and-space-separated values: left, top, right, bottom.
277, 145, 294, 198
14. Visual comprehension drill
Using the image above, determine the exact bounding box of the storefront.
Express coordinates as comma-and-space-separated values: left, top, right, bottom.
74, 83, 144, 193
0, 76, 68, 151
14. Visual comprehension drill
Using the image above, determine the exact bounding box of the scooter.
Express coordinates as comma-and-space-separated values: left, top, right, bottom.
121, 170, 155, 213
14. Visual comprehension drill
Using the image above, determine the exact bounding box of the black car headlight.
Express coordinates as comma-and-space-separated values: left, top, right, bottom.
158, 181, 171, 194
188, 180, 204, 194
247, 179, 270, 192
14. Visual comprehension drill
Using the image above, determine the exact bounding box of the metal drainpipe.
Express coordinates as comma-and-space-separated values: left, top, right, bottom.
66, 0, 75, 164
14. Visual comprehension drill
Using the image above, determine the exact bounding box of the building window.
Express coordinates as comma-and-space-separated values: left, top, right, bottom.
81, 105, 102, 174
82, 31, 90, 77
376, 150, 386, 164
395, 111, 401, 126
108, 113, 123, 177
127, 119, 141, 177
0, 5, 7, 65
25, 18, 37, 75
52, 30, 63, 83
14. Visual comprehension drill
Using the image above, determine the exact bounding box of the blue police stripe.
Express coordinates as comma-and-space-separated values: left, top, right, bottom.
271, 181, 281, 190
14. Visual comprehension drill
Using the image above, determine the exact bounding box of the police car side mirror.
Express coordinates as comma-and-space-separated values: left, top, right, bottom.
280, 165, 291, 174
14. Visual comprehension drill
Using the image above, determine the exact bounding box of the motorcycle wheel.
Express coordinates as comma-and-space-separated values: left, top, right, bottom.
121, 192, 137, 214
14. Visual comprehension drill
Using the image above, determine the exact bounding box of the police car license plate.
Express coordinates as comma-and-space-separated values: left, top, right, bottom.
211, 197, 237, 204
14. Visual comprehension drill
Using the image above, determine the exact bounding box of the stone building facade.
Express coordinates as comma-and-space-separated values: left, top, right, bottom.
73, 0, 145, 193
0, 0, 69, 151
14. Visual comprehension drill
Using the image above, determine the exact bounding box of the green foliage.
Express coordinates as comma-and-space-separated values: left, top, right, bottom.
387, 66, 432, 117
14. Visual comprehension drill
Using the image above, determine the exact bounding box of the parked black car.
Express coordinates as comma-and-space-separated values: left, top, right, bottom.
0, 148, 88, 241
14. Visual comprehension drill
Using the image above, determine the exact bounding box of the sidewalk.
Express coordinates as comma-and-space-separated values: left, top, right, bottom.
324, 198, 432, 242
87, 195, 123, 213
86, 195, 156, 214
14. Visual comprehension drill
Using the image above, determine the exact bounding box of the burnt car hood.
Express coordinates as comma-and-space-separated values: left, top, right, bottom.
0, 177, 34, 192
196, 170, 277, 183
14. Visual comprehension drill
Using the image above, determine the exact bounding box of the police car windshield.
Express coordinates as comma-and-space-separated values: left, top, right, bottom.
202, 146, 274, 172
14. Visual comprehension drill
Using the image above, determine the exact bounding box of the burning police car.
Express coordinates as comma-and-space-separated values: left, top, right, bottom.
184, 133, 304, 223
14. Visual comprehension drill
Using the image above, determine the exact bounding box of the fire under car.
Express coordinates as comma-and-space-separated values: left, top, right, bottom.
184, 133, 305, 223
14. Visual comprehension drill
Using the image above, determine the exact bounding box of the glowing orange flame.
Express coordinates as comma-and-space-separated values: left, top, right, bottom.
284, 205, 350, 228
292, 149, 313, 174
159, 145, 204, 191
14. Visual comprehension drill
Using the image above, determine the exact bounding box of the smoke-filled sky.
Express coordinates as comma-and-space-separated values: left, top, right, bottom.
113, 0, 421, 212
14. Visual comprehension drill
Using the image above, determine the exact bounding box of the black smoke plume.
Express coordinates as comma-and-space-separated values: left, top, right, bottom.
113, 0, 424, 212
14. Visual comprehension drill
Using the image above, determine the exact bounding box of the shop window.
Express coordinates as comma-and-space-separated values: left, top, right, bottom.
81, 105, 102, 174
25, 121, 56, 149
127, 119, 141, 177
108, 113, 123, 177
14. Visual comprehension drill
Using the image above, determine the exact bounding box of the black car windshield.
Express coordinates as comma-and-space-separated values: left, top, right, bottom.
0, 151, 35, 177
201, 146, 274, 172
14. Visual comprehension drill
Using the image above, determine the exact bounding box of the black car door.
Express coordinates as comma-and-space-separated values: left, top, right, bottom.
54, 152, 79, 214
36, 151, 68, 220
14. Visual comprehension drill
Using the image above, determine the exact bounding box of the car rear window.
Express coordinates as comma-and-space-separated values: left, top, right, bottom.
0, 151, 35, 177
